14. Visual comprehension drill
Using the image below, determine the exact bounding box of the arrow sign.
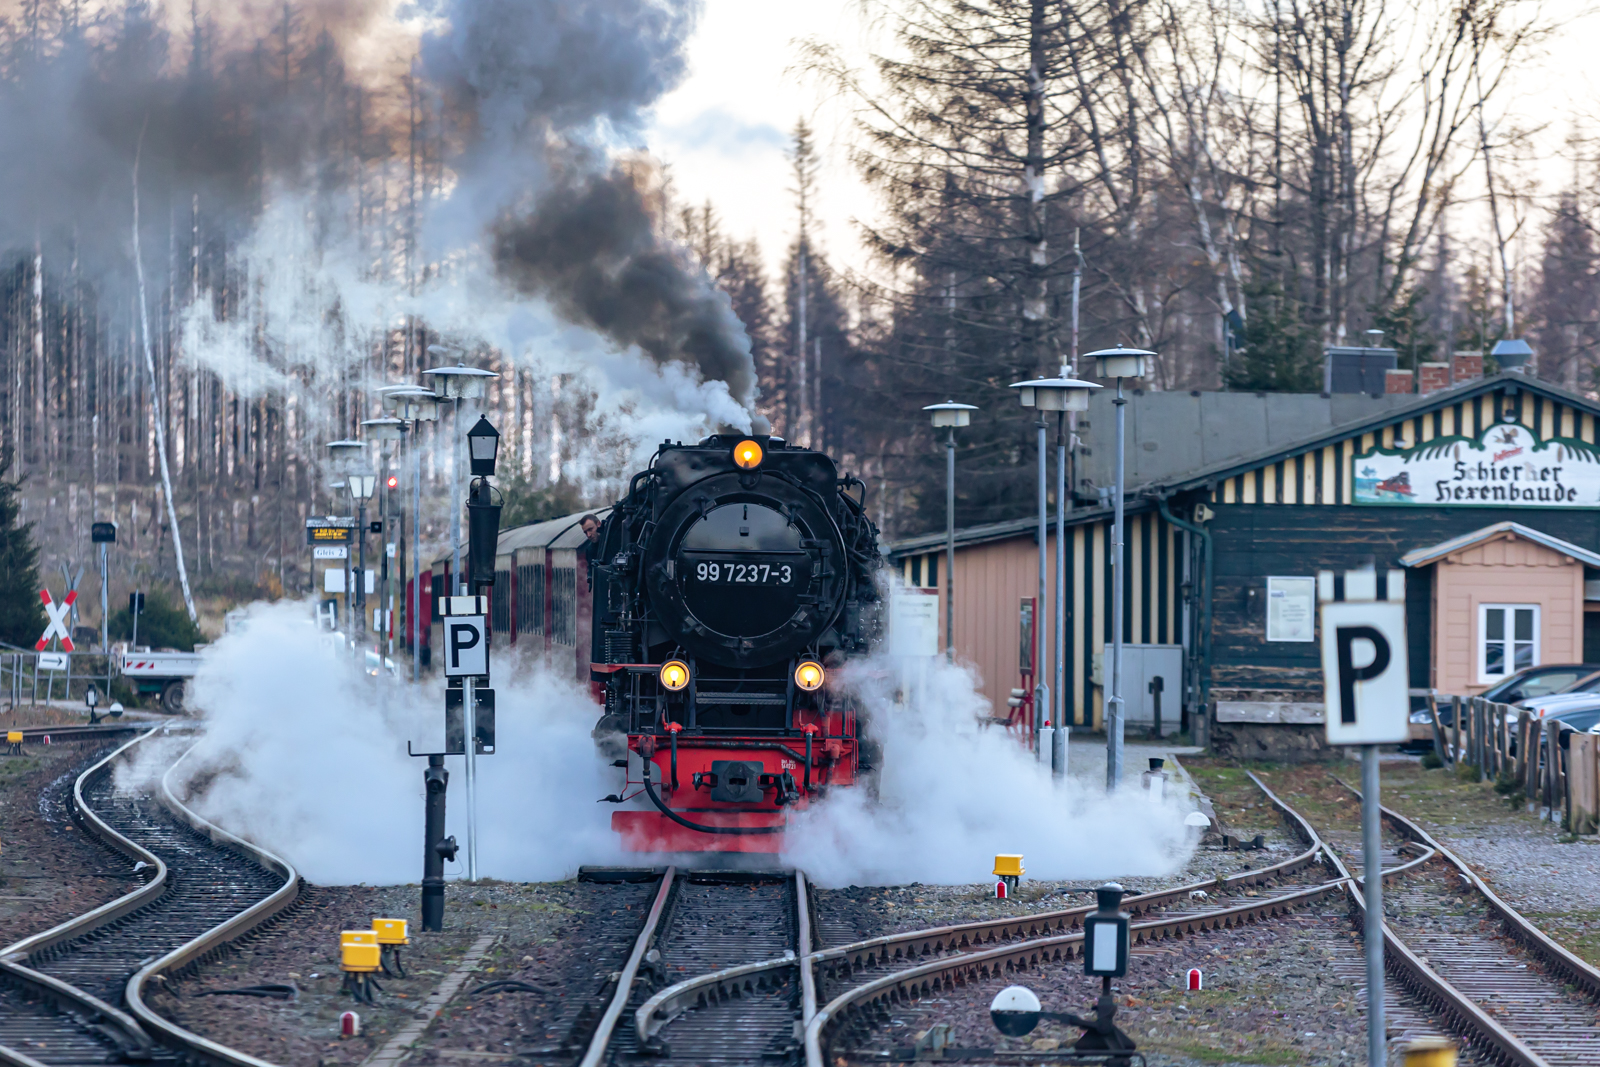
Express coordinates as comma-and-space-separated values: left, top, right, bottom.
36, 589, 78, 652
1320, 600, 1408, 745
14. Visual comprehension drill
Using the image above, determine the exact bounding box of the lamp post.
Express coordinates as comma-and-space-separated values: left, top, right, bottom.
382, 386, 439, 681
922, 402, 978, 661
347, 472, 377, 640
420, 361, 499, 598
1010, 374, 1100, 772
326, 440, 369, 636
362, 416, 406, 656
1083, 345, 1155, 790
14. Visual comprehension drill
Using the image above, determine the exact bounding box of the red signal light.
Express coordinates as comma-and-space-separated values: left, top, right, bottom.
386, 476, 398, 489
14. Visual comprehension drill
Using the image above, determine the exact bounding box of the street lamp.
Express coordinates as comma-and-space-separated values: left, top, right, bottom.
466, 415, 501, 477
363, 417, 407, 658
347, 471, 376, 641
923, 402, 977, 662
381, 387, 440, 681
1010, 373, 1100, 774
326, 441, 369, 635
1084, 344, 1155, 791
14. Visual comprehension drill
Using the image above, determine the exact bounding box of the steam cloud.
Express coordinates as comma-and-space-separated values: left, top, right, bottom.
2, 0, 757, 448
155, 600, 624, 884
151, 600, 1192, 888
782, 653, 1195, 886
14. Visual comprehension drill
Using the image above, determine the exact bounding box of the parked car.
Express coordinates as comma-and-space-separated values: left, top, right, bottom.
1483, 664, 1600, 704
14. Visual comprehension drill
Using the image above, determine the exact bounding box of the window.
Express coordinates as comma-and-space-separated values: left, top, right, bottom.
1479, 604, 1538, 684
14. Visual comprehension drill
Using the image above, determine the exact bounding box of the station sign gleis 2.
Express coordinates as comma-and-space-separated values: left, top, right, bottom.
1354, 424, 1600, 507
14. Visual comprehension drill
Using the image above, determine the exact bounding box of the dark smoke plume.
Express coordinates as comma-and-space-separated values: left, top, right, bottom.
491, 167, 757, 410
421, 0, 758, 410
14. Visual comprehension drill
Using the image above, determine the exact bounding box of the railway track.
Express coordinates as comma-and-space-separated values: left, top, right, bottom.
572, 868, 807, 1067
0, 727, 300, 1067
1297, 771, 1600, 1067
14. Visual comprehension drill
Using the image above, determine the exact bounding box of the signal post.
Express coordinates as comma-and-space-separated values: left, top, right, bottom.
1320, 573, 1409, 1067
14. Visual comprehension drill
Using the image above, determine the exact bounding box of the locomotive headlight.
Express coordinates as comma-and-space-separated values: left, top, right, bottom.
733, 439, 764, 469
795, 660, 825, 691
659, 660, 691, 691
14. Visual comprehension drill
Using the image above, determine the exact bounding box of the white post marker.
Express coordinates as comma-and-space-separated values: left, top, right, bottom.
1320, 599, 1408, 1067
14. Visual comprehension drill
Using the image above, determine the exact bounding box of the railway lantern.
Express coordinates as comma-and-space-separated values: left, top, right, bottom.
466, 476, 503, 591
732, 438, 764, 470
346, 474, 376, 501
421, 362, 498, 400
466, 415, 501, 477
1083, 882, 1130, 977
659, 659, 690, 691
794, 660, 825, 691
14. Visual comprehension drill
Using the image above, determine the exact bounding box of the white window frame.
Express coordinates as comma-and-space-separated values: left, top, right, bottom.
1478, 603, 1539, 684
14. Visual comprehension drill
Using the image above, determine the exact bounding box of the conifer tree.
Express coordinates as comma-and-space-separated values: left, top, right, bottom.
0, 456, 46, 648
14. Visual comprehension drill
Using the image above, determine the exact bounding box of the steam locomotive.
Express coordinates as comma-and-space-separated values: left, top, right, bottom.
588, 434, 883, 852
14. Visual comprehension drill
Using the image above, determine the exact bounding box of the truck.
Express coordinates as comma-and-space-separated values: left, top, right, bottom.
119, 649, 203, 713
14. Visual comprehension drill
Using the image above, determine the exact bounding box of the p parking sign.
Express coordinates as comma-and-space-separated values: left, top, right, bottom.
444, 615, 488, 678
1320, 600, 1408, 745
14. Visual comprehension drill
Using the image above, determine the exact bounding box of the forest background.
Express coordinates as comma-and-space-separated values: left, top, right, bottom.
0, 0, 1590, 637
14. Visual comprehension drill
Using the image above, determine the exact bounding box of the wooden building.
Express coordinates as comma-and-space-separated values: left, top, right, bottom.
886, 373, 1600, 754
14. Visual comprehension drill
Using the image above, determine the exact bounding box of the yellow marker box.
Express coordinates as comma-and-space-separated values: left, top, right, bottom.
1401, 1038, 1456, 1067
372, 918, 409, 945
993, 854, 1025, 878
340, 930, 380, 973
6, 731, 22, 744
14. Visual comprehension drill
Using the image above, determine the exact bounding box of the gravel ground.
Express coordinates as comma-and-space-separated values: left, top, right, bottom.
150, 880, 596, 1065
0, 739, 139, 948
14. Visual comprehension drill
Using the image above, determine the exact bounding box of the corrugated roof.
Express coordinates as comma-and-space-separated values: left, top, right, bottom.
889, 373, 1600, 555
1398, 521, 1600, 569
432, 506, 610, 566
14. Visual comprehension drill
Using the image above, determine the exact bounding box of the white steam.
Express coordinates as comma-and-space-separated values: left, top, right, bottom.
782, 654, 1196, 887
163, 599, 623, 884
151, 600, 1192, 889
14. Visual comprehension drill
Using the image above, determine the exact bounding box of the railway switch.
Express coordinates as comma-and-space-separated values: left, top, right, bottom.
372, 918, 409, 977
340, 931, 382, 1003
1401, 1038, 1456, 1066
993, 854, 1023, 897
5, 730, 21, 755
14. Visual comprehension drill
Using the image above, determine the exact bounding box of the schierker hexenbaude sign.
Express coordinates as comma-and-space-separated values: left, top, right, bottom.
1354, 424, 1600, 507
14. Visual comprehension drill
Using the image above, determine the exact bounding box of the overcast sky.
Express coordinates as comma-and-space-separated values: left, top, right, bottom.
642, 0, 1600, 285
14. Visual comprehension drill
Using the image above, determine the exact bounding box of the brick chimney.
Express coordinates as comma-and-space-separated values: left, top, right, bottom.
1451, 351, 1484, 383
1419, 362, 1451, 394
1384, 369, 1414, 395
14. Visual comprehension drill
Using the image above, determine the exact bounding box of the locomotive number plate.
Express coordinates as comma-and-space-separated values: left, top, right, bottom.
690, 560, 794, 585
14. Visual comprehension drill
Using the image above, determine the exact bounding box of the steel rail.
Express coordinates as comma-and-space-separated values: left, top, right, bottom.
577, 865, 678, 1067
811, 823, 1325, 979
632, 870, 810, 1051
803, 874, 1346, 1067
7, 723, 147, 743
0, 729, 167, 1057
1333, 774, 1600, 1003
632, 830, 1328, 1052
1257, 769, 1564, 1067
122, 740, 303, 1067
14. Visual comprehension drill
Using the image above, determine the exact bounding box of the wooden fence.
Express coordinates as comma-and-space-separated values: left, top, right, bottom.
1426, 694, 1600, 834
